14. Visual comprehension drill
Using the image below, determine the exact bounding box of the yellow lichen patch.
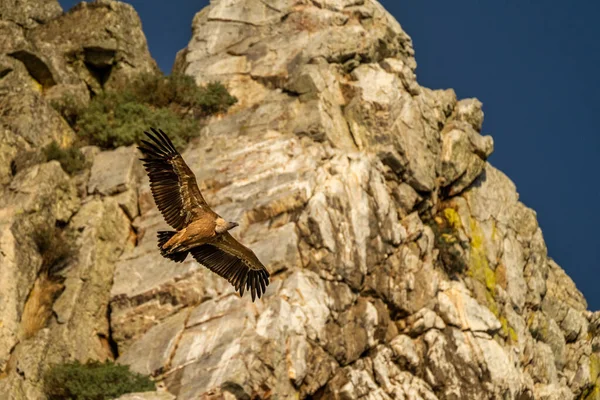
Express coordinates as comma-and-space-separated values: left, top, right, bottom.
443, 207, 462, 231
469, 217, 484, 250
500, 316, 509, 336
499, 316, 519, 343
30, 76, 43, 93
483, 266, 496, 293
467, 216, 503, 318
468, 234, 495, 292
527, 313, 535, 328
500, 316, 519, 343
440, 233, 457, 244
485, 290, 499, 316
468, 218, 494, 286
509, 327, 518, 343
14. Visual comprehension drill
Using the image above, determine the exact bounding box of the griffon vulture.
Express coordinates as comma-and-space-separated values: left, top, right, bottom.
138, 128, 270, 301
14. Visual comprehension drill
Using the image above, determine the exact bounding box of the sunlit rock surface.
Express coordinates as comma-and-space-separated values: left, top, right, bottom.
0, 0, 597, 399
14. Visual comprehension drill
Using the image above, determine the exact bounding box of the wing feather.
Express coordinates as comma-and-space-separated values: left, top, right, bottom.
190, 233, 270, 301
138, 128, 208, 230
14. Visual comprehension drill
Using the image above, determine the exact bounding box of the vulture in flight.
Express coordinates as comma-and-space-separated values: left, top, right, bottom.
138, 128, 270, 301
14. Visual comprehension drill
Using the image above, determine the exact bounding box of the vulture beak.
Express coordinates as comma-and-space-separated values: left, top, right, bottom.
227, 221, 239, 230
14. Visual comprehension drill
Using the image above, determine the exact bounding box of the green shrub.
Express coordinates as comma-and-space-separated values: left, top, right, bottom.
66, 73, 237, 150
33, 224, 73, 276
76, 91, 197, 149
193, 81, 239, 116
44, 360, 155, 400
129, 74, 237, 115
43, 141, 89, 175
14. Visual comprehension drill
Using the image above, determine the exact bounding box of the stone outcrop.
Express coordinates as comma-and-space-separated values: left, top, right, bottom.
26, 0, 158, 92
0, 0, 159, 185
113, 1, 596, 399
0, 0, 159, 398
0, 0, 62, 29
0, 0, 598, 399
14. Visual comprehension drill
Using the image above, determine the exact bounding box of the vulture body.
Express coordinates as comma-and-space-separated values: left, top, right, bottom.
138, 128, 270, 301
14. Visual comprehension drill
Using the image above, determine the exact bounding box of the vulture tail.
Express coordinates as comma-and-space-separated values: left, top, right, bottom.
157, 231, 188, 263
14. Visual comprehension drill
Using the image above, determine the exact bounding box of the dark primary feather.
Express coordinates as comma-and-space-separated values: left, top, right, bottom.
190, 233, 270, 301
137, 128, 207, 230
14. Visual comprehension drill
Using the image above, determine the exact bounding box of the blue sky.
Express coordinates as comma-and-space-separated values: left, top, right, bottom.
58, 1, 600, 310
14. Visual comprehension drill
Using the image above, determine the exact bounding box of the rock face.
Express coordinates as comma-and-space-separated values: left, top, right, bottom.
117, 1, 595, 399
0, 0, 158, 185
0, 1, 158, 398
1, 1, 598, 400
0, 0, 62, 29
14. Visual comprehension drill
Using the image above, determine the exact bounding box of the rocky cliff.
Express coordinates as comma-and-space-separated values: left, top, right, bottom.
1, 0, 598, 399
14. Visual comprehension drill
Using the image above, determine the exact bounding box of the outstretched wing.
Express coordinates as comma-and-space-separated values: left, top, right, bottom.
138, 128, 208, 231
190, 233, 270, 301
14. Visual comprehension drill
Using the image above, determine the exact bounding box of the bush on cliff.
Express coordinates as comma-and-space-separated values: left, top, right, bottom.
52, 73, 237, 150
44, 360, 155, 400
